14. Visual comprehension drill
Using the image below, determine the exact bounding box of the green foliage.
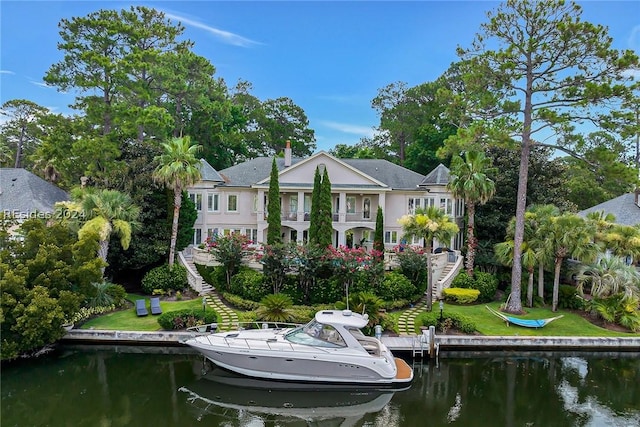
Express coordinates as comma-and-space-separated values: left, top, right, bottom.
229, 267, 269, 302
141, 264, 187, 294
452, 271, 498, 303
442, 287, 480, 304
557, 285, 583, 310
377, 271, 418, 301
157, 308, 218, 330
308, 277, 343, 305
256, 293, 295, 322
206, 233, 250, 288
415, 310, 477, 335
267, 158, 282, 245
106, 283, 127, 307
87, 281, 115, 308
176, 192, 197, 252
396, 247, 428, 292
373, 206, 384, 252
69, 304, 116, 325
317, 169, 333, 248
336, 291, 385, 330
585, 294, 640, 332
221, 292, 261, 311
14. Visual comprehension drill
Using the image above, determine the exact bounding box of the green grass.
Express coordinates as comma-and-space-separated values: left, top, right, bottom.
80, 294, 638, 337
431, 302, 637, 337
80, 295, 206, 331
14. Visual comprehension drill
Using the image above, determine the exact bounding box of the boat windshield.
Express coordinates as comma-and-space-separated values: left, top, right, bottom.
284, 320, 346, 348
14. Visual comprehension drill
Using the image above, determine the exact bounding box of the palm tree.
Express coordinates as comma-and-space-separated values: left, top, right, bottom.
539, 213, 598, 312
447, 151, 495, 275
601, 224, 640, 265
527, 204, 560, 302
153, 136, 202, 268
576, 253, 640, 302
76, 189, 140, 275
256, 293, 296, 323
398, 206, 459, 311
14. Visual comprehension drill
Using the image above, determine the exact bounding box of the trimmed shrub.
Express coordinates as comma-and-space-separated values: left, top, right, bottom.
376, 271, 418, 301
415, 311, 477, 334
442, 287, 480, 304
222, 292, 260, 311
452, 271, 498, 303
308, 277, 343, 305
157, 308, 218, 330
230, 267, 269, 301
141, 264, 187, 294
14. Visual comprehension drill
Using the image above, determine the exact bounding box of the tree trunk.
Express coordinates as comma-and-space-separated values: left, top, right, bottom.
168, 187, 182, 268
98, 239, 109, 276
552, 258, 562, 312
426, 245, 433, 311
465, 202, 476, 276
527, 267, 534, 307
14, 126, 25, 168
538, 263, 545, 301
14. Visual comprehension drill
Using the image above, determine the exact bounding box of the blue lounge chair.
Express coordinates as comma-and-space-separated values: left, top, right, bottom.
136, 299, 148, 317
150, 297, 162, 315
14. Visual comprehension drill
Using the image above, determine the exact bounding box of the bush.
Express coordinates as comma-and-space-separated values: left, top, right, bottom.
415, 311, 477, 334
141, 264, 187, 294
157, 308, 218, 330
558, 285, 583, 310
452, 271, 497, 303
376, 271, 418, 301
308, 277, 343, 305
442, 288, 480, 304
221, 292, 260, 311
230, 268, 269, 301
106, 283, 127, 307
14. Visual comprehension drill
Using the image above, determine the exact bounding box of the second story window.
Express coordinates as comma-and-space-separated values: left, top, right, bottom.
207, 193, 219, 212
227, 194, 238, 212
189, 193, 202, 211
346, 196, 356, 214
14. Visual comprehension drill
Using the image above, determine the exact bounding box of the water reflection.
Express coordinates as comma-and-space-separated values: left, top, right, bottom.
180, 367, 402, 426
0, 346, 638, 427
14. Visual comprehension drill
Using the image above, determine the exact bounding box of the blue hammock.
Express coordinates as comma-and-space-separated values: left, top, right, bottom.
486, 306, 563, 328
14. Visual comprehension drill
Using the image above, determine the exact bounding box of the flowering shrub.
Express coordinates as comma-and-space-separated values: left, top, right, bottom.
68, 305, 116, 324
206, 233, 251, 288
326, 246, 384, 300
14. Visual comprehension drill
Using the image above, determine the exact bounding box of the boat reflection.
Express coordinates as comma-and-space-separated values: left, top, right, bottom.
179, 367, 407, 425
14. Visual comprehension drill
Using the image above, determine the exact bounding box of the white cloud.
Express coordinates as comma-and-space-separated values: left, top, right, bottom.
163, 12, 261, 47
319, 120, 376, 138
0, 70, 15, 75
628, 25, 640, 51
29, 80, 54, 89
622, 68, 640, 79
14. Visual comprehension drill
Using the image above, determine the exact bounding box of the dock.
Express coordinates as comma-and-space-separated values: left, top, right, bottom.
61, 329, 640, 356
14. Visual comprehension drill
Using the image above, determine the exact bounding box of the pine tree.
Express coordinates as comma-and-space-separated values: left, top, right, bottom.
266, 158, 282, 245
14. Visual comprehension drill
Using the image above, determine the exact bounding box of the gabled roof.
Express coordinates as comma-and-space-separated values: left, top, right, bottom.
198, 159, 224, 183
578, 193, 640, 226
217, 155, 426, 190
0, 168, 69, 213
419, 164, 450, 186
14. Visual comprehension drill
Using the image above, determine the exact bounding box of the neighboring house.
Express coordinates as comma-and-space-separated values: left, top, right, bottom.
578, 192, 640, 226
186, 146, 464, 251
0, 168, 69, 224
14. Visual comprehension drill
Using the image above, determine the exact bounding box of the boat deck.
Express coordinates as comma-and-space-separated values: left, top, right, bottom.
394, 358, 413, 381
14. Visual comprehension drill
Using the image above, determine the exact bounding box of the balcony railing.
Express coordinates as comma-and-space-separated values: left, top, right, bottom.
276, 211, 374, 222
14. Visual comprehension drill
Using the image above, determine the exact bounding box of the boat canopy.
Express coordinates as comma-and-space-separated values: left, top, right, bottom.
315, 310, 369, 329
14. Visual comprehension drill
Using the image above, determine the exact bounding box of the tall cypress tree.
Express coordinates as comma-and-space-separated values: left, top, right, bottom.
308, 166, 321, 245
266, 158, 282, 245
373, 206, 384, 252
317, 168, 333, 248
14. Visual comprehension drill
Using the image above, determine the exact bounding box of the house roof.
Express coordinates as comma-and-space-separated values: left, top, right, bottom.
0, 168, 69, 214
198, 159, 224, 182
419, 164, 450, 186
216, 155, 427, 190
578, 193, 640, 226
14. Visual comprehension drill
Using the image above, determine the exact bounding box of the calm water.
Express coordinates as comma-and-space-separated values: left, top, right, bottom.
1, 345, 639, 427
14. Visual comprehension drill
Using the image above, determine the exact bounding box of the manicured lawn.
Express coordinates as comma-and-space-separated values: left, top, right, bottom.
80, 295, 207, 331
437, 302, 637, 337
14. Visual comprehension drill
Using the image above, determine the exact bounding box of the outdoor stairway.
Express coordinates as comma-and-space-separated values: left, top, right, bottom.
183, 258, 214, 295
397, 296, 429, 336
203, 292, 239, 332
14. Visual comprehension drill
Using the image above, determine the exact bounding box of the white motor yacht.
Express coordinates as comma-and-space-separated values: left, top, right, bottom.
183, 309, 413, 386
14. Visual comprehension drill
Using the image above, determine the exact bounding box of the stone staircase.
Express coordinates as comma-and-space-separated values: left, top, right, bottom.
397, 259, 459, 336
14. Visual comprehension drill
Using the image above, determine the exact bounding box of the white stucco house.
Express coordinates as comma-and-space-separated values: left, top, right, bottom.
186, 146, 464, 252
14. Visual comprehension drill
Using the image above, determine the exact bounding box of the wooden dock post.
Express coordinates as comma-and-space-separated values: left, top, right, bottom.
428, 325, 436, 358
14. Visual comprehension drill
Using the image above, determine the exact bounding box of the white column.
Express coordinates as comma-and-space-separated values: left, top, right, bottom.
339, 192, 346, 223
297, 190, 304, 222
257, 190, 265, 222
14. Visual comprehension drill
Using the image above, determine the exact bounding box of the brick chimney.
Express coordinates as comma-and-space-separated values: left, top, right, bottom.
284, 140, 292, 167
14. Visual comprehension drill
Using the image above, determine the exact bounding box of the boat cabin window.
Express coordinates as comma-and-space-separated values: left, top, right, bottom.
284, 320, 346, 348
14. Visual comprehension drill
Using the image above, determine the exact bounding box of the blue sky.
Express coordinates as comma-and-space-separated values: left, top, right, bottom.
1, 1, 639, 152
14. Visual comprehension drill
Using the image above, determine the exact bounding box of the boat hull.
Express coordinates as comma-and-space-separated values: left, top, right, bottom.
185, 336, 412, 386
